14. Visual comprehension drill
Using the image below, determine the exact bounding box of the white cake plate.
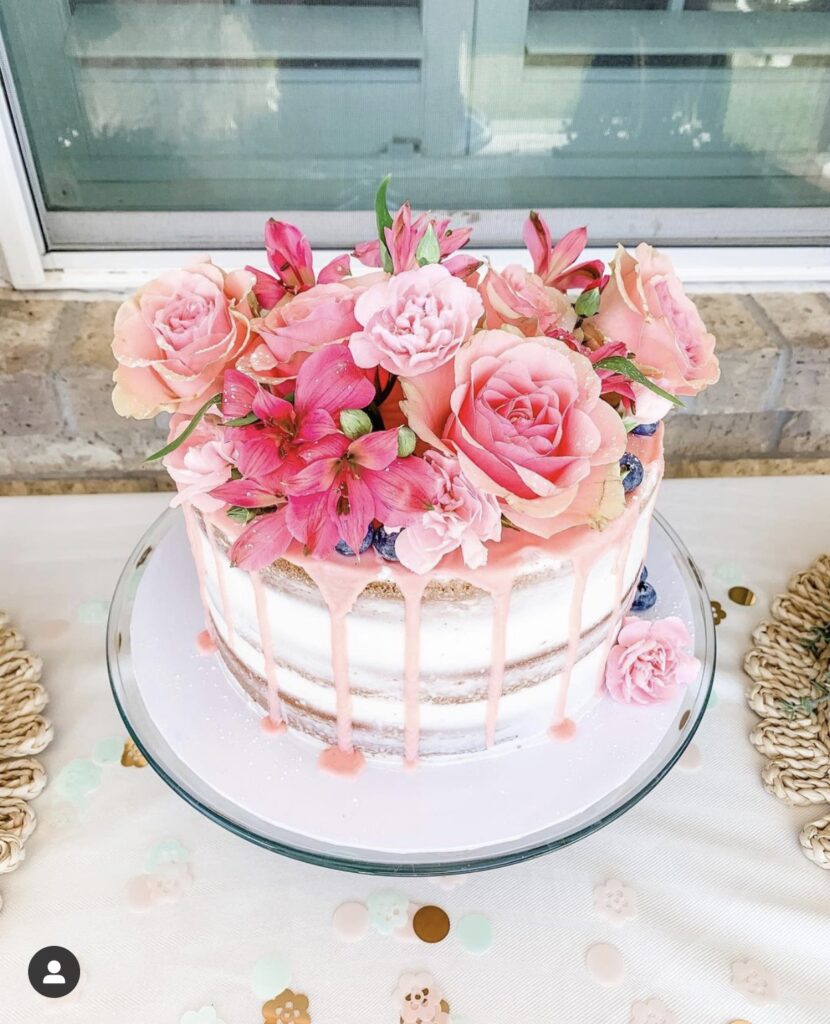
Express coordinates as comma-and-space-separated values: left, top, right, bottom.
107, 508, 715, 875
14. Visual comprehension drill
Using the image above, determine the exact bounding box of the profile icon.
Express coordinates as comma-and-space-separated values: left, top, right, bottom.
43, 959, 65, 985
28, 946, 80, 998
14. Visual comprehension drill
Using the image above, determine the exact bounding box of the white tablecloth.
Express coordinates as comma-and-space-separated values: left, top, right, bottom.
1, 478, 829, 1023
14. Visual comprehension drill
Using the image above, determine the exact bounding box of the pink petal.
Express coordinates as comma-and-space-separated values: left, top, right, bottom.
352, 239, 383, 268
548, 226, 589, 279
244, 265, 287, 311
522, 211, 553, 279
210, 478, 280, 508
229, 507, 292, 569
222, 369, 258, 419
286, 491, 340, 555
349, 430, 399, 471
365, 457, 436, 524
442, 253, 482, 282
337, 475, 376, 555
287, 457, 342, 495
251, 388, 294, 424
293, 345, 375, 419
318, 253, 351, 284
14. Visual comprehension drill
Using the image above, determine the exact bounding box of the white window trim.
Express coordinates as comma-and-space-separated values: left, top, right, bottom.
2, 85, 830, 294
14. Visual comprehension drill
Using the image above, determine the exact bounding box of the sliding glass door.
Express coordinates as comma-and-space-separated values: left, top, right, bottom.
2, 0, 829, 248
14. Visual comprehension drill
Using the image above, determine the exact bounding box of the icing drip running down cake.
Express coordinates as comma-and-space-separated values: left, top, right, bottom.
112, 181, 719, 773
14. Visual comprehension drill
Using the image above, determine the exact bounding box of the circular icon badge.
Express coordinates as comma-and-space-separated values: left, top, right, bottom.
28, 946, 80, 998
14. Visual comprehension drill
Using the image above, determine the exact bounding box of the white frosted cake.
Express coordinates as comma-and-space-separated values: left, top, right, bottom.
112, 190, 717, 774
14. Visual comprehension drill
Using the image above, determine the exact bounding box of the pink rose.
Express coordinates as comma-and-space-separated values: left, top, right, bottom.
395, 452, 502, 573
254, 281, 361, 364
589, 244, 719, 401
112, 260, 253, 419
605, 616, 700, 706
349, 264, 483, 377
402, 330, 627, 537
479, 264, 577, 338
164, 416, 234, 514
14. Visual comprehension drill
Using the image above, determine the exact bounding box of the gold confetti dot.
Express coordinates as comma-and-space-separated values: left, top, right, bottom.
413, 905, 450, 943
728, 586, 756, 607
121, 738, 147, 768
711, 600, 726, 625
678, 709, 690, 731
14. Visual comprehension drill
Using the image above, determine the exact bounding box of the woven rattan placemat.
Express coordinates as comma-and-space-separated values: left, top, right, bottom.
745, 555, 830, 869
0, 611, 52, 904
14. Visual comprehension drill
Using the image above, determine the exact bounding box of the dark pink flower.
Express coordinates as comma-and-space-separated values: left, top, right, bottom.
523, 211, 607, 292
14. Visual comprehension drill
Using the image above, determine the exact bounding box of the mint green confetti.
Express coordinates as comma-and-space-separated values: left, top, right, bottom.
367, 888, 409, 935
180, 1007, 225, 1024
251, 953, 291, 1001
77, 599, 109, 624
92, 737, 124, 766
457, 912, 493, 954
145, 838, 190, 873
54, 758, 103, 806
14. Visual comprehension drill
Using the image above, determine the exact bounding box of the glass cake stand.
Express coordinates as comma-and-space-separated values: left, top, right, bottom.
107, 508, 715, 876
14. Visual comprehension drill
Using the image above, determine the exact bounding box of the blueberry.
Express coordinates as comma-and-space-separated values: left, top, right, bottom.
619, 452, 644, 494
640, 564, 648, 583
631, 422, 658, 436
335, 525, 375, 557
632, 580, 657, 612
373, 525, 401, 561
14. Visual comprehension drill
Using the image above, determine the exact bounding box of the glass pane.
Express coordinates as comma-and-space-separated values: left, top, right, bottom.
1, 0, 829, 245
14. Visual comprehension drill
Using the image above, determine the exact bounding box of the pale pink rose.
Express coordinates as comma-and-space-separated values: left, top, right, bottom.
589, 243, 719, 400
479, 264, 577, 337
395, 452, 502, 573
349, 264, 483, 377
254, 281, 361, 364
394, 972, 448, 1024
401, 330, 627, 537
627, 384, 674, 427
112, 260, 254, 419
605, 616, 700, 706
164, 416, 234, 514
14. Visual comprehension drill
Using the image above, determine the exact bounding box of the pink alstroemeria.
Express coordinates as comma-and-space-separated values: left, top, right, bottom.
559, 336, 636, 406
523, 211, 607, 293
228, 504, 293, 571
354, 205, 475, 277
211, 347, 376, 510
285, 430, 435, 557
245, 220, 352, 313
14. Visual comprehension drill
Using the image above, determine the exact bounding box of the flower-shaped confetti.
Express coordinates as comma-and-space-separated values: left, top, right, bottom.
593, 878, 637, 924
368, 888, 409, 935
262, 988, 311, 1024
145, 838, 189, 873
629, 997, 677, 1024
54, 758, 103, 807
730, 958, 777, 1006
180, 1006, 226, 1024
394, 972, 449, 1024
126, 861, 193, 910
711, 600, 726, 625
121, 738, 147, 767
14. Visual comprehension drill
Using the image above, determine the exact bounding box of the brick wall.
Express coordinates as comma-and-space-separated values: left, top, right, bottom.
0, 289, 828, 491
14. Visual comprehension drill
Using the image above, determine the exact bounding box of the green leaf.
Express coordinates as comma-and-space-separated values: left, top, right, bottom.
374, 175, 394, 274
224, 412, 259, 427
574, 287, 600, 318
397, 425, 416, 457
416, 223, 440, 266
594, 356, 683, 407
227, 506, 256, 525
144, 393, 221, 462
340, 408, 373, 440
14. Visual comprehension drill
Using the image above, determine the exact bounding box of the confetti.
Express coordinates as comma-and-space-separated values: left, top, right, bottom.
91, 737, 124, 766
76, 600, 109, 625
585, 942, 624, 987
456, 912, 492, 954
262, 989, 310, 1024
121, 738, 147, 767
180, 1007, 226, 1024
713, 562, 745, 587
394, 972, 450, 1024
629, 999, 676, 1024
251, 954, 291, 1002
53, 758, 102, 807
413, 905, 450, 944
593, 879, 637, 925
145, 838, 189, 873
38, 619, 70, 640
332, 901, 369, 942
728, 585, 756, 607
367, 888, 409, 935
730, 959, 777, 1006
678, 743, 702, 771
711, 600, 726, 625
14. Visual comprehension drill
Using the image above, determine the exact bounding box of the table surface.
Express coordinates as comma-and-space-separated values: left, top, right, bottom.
1, 477, 829, 1024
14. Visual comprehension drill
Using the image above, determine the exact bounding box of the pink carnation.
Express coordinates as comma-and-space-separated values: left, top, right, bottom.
395, 452, 502, 573
605, 616, 700, 706
112, 260, 254, 419
588, 243, 719, 404
164, 416, 234, 514
349, 264, 483, 377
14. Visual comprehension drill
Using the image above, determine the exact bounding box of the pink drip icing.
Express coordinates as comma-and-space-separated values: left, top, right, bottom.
550, 717, 576, 741
195, 628, 217, 655
485, 588, 512, 747
182, 503, 211, 629
594, 504, 640, 696
319, 744, 365, 776
261, 716, 286, 736
205, 523, 234, 648
399, 575, 428, 766
250, 570, 285, 731
551, 563, 588, 733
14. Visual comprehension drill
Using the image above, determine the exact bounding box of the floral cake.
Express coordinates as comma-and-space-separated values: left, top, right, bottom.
112, 181, 718, 773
